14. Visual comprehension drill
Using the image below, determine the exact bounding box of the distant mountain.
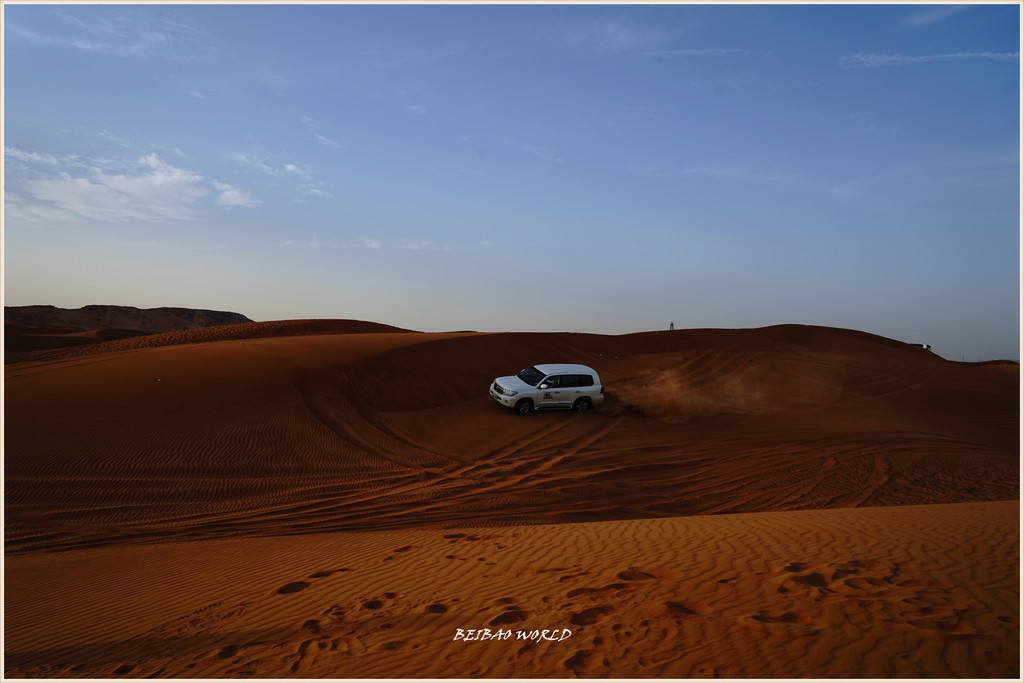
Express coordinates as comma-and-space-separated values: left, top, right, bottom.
5, 305, 254, 334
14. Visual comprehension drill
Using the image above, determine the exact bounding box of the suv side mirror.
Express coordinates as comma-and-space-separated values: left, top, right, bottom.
539, 383, 549, 389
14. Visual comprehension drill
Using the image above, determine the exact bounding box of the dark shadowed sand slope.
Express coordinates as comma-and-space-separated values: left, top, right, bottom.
5, 317, 412, 363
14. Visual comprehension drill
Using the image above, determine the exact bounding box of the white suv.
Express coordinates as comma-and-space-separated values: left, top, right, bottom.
490, 363, 604, 415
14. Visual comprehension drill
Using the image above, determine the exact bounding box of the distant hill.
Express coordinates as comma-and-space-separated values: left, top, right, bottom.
4, 314, 415, 364
4, 305, 256, 360
5, 305, 253, 333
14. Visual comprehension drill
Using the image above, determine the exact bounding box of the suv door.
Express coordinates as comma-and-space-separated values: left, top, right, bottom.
569, 374, 595, 403
536, 374, 572, 408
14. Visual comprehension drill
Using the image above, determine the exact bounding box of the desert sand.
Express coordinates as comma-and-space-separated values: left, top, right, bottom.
3, 321, 1019, 678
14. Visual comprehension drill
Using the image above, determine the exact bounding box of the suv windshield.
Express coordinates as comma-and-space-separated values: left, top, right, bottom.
517, 366, 546, 386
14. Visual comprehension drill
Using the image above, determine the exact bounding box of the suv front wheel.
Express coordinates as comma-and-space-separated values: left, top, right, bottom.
514, 398, 534, 415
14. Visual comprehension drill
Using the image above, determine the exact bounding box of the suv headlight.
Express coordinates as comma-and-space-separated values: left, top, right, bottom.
502, 386, 518, 396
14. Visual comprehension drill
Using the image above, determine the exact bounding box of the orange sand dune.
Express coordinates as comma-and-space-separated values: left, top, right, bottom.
4, 322, 1019, 678
4, 502, 1018, 678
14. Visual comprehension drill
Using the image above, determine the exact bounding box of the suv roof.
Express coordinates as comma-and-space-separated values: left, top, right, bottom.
532, 363, 598, 376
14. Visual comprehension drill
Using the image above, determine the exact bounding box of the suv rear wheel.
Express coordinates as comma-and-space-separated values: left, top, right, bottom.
572, 397, 593, 412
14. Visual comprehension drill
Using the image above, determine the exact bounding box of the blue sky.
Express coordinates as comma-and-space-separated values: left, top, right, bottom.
3, 3, 1020, 361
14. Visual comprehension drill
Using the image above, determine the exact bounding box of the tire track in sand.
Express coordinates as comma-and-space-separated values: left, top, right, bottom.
398, 417, 625, 519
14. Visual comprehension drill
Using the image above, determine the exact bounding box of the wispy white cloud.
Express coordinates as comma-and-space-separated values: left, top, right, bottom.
213, 181, 259, 207
559, 18, 678, 54
98, 129, 133, 148
867, 151, 1022, 190
342, 48, 464, 69
251, 67, 288, 89
230, 152, 279, 176
625, 162, 674, 179
149, 142, 188, 159
5, 148, 259, 222
683, 164, 862, 198
4, 191, 80, 223
308, 236, 339, 249
525, 145, 563, 163
21, 153, 208, 222
490, 138, 564, 163
902, 5, 969, 29
298, 186, 332, 201
315, 133, 340, 148
281, 161, 332, 201
307, 236, 382, 249
299, 115, 340, 148
841, 51, 1019, 68
299, 234, 488, 252
627, 160, 861, 198
8, 7, 214, 61
647, 48, 770, 58
228, 153, 332, 202
399, 239, 457, 252
115, 239, 226, 253
406, 104, 427, 115
552, 20, 762, 61
4, 147, 78, 166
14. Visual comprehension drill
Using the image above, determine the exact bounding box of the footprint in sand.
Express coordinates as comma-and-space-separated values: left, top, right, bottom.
358, 593, 398, 612
216, 644, 241, 658
565, 649, 602, 674
489, 606, 531, 627
664, 600, 713, 616
739, 610, 825, 636
616, 567, 682, 581
570, 604, 616, 626
773, 559, 977, 638
278, 568, 352, 594
323, 605, 348, 620
566, 583, 631, 599
905, 613, 978, 640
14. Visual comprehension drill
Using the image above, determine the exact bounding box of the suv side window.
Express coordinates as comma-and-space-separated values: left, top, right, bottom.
540, 374, 596, 389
